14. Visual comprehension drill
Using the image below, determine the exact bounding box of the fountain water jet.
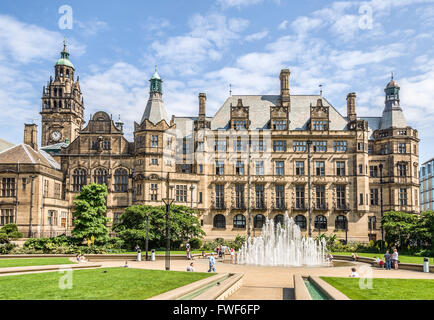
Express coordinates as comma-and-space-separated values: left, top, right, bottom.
237, 213, 327, 267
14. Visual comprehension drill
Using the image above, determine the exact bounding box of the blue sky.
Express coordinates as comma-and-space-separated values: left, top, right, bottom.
0, 0, 434, 162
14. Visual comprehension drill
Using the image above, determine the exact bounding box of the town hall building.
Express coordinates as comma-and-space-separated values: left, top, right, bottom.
0, 43, 421, 242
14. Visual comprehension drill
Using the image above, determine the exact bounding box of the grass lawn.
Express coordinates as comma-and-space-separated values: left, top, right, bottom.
0, 267, 213, 300
0, 258, 76, 269
331, 252, 434, 264
321, 277, 434, 300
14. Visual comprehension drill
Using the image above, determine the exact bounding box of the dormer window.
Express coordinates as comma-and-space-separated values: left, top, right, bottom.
233, 120, 247, 130
272, 120, 287, 130
312, 120, 328, 131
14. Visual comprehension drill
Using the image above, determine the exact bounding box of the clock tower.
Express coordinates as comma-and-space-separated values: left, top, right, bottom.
40, 40, 84, 147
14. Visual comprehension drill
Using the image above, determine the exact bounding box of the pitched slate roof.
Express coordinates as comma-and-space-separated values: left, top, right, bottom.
0, 143, 60, 170
210, 95, 349, 131
141, 94, 170, 125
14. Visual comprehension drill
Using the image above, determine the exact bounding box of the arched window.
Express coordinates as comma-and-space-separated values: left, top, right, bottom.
233, 214, 246, 229
254, 214, 266, 229
314, 215, 327, 230
114, 168, 128, 192
274, 214, 284, 226
213, 214, 226, 229
94, 168, 108, 185
72, 168, 87, 192
335, 215, 347, 230
295, 215, 307, 230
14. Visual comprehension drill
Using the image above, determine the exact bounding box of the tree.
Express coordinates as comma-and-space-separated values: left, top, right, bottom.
113, 204, 205, 250
382, 211, 419, 249
0, 224, 23, 239
71, 183, 110, 245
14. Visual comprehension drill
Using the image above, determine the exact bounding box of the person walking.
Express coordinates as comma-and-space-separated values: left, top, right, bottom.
384, 250, 391, 270
392, 248, 399, 270
230, 248, 235, 264
208, 253, 216, 272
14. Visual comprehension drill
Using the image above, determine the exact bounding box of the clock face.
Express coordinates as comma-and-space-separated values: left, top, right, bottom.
51, 131, 62, 142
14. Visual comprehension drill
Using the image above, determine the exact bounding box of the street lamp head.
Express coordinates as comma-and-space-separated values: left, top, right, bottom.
307, 140, 312, 145
379, 163, 383, 170
162, 197, 174, 206
190, 185, 195, 191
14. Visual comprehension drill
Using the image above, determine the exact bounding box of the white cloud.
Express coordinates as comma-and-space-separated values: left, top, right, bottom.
278, 20, 288, 30
245, 30, 268, 42
76, 18, 109, 36
217, 0, 263, 9
291, 16, 323, 35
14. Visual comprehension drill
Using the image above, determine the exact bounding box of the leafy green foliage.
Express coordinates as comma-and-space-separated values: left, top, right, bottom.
113, 205, 205, 250
0, 224, 23, 240
71, 184, 110, 245
382, 211, 433, 249
189, 238, 202, 249
202, 235, 246, 251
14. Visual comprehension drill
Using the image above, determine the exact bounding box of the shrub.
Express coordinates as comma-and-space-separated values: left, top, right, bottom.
189, 238, 202, 249
0, 233, 9, 244
0, 243, 15, 254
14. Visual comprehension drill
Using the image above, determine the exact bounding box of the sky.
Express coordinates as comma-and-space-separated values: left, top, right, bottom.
0, 0, 434, 163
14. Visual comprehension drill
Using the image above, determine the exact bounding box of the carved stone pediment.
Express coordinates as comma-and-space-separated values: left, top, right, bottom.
270, 105, 289, 119
231, 99, 249, 119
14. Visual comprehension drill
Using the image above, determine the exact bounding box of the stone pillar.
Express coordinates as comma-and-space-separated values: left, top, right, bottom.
346, 93, 357, 122
24, 124, 38, 150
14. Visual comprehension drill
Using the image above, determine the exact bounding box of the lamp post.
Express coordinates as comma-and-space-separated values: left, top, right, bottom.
145, 213, 150, 261
379, 163, 384, 250
345, 218, 348, 244
307, 140, 313, 238
162, 186, 174, 271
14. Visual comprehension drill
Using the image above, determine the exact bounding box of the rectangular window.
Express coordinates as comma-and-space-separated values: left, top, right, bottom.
151, 158, 158, 165
236, 161, 245, 176
47, 210, 56, 226
273, 140, 287, 152
399, 188, 408, 206
214, 140, 227, 152
43, 180, 49, 198
358, 142, 364, 151
398, 163, 407, 177
398, 143, 406, 154
359, 164, 363, 175
272, 120, 287, 130
216, 161, 225, 175
293, 141, 307, 152
336, 161, 346, 176
333, 141, 347, 152
196, 142, 204, 152
233, 120, 247, 130
136, 183, 142, 196
1, 178, 16, 197
336, 185, 346, 209
275, 161, 285, 176
150, 183, 158, 201
255, 161, 264, 175
370, 189, 379, 206
103, 140, 111, 150
199, 192, 203, 203
199, 164, 203, 174
235, 184, 245, 209
252, 140, 266, 152
316, 161, 325, 176
151, 135, 159, 148
359, 193, 364, 205
315, 185, 326, 209
370, 166, 378, 177
175, 185, 187, 203
54, 183, 61, 199
295, 185, 305, 209
296, 161, 305, 176
22, 178, 27, 191
312, 120, 328, 131
233, 139, 247, 152
255, 185, 265, 208
0, 209, 14, 226
215, 185, 225, 208
313, 141, 327, 152
275, 185, 285, 209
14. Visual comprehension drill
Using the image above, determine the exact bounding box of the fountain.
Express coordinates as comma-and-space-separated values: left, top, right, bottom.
237, 213, 327, 267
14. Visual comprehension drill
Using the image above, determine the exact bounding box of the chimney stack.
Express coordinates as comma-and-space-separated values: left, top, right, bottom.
24, 124, 38, 150
279, 69, 290, 98
199, 93, 206, 117
346, 93, 357, 122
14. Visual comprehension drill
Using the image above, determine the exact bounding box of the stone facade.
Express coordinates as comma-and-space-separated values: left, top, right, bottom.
0, 44, 420, 242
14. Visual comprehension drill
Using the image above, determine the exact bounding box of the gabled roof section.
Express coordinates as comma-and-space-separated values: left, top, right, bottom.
210, 95, 348, 131
0, 144, 60, 169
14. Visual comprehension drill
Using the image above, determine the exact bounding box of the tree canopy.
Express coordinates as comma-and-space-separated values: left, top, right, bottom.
71, 183, 110, 245
113, 204, 205, 250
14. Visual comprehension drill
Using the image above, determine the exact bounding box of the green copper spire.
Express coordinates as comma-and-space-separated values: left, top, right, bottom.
56, 38, 75, 69
150, 65, 162, 93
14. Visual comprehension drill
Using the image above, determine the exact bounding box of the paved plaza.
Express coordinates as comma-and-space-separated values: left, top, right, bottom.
86, 257, 434, 300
